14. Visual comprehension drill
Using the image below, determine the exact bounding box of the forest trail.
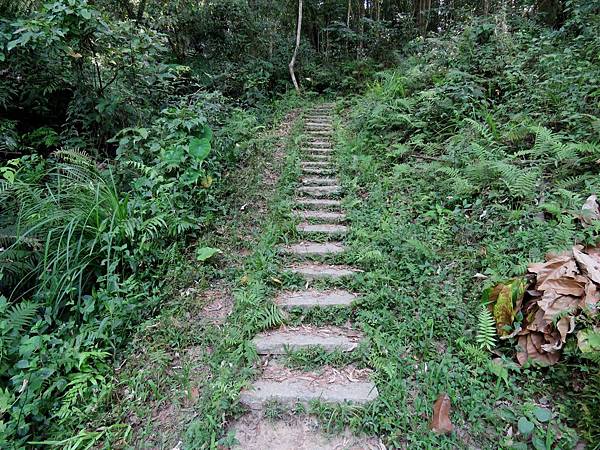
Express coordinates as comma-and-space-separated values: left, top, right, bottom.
231, 105, 381, 449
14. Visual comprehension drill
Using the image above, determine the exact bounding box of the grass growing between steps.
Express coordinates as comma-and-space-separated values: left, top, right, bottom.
182, 105, 310, 448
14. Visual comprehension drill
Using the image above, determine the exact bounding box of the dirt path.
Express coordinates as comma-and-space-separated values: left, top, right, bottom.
230, 105, 381, 449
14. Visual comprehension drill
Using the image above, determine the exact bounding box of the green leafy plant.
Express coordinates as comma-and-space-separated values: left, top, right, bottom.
476, 305, 497, 351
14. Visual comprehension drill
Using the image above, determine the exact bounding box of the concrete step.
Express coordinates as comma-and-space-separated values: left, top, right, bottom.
307, 130, 332, 135
301, 167, 336, 175
240, 364, 378, 409
297, 223, 348, 235
304, 148, 334, 154
281, 241, 345, 256
252, 326, 362, 354
295, 210, 346, 222
305, 141, 332, 148
296, 198, 342, 208
301, 176, 338, 186
230, 415, 382, 450
276, 289, 358, 309
287, 262, 358, 280
306, 124, 332, 129
304, 154, 331, 161
297, 185, 341, 198
301, 162, 333, 171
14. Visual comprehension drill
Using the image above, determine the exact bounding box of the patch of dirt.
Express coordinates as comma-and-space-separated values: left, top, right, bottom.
229, 414, 384, 450
198, 286, 234, 324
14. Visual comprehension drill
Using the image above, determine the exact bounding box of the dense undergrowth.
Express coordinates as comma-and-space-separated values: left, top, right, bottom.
1, 0, 600, 447
0, 2, 299, 443
337, 4, 600, 448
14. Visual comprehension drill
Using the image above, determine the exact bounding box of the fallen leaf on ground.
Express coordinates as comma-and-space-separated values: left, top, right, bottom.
430, 393, 453, 434
516, 334, 560, 366
573, 245, 600, 284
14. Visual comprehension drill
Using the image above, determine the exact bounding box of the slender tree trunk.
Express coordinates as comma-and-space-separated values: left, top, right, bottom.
347, 0, 351, 27
424, 0, 432, 34
289, 0, 303, 93
357, 0, 364, 59
136, 0, 146, 23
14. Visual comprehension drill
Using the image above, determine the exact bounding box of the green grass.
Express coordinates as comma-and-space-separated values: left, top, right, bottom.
328, 91, 593, 447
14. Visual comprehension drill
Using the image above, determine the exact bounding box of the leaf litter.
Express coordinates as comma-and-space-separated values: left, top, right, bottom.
485, 244, 600, 365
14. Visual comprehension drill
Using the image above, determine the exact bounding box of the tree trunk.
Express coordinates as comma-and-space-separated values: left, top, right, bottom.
136, 0, 146, 23
347, 0, 351, 27
289, 0, 303, 93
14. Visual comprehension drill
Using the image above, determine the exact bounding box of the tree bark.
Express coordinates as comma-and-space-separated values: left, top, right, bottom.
347, 0, 351, 27
289, 0, 303, 93
136, 0, 146, 23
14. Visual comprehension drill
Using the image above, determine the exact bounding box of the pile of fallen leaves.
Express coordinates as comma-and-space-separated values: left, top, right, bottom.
485, 245, 600, 366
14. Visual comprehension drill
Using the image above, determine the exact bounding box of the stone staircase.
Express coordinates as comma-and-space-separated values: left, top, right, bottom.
239, 104, 378, 411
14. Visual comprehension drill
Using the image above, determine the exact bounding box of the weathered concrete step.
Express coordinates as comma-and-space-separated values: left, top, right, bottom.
240, 371, 377, 409
297, 185, 341, 197
302, 167, 336, 175
276, 289, 357, 309
306, 141, 333, 150
307, 129, 332, 134
253, 326, 362, 354
306, 124, 332, 129
301, 161, 332, 168
295, 210, 346, 222
297, 223, 348, 235
301, 176, 338, 185
287, 263, 358, 280
304, 153, 331, 160
306, 118, 332, 123
281, 241, 345, 256
296, 198, 342, 208
304, 147, 334, 154
230, 415, 381, 449
301, 176, 338, 186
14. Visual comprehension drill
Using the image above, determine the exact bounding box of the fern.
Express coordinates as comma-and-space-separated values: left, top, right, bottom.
492, 161, 539, 198
476, 305, 497, 351
464, 118, 497, 147
0, 300, 39, 367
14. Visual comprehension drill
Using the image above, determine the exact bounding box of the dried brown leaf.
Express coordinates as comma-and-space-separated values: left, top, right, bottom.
582, 282, 599, 310
517, 334, 560, 366
573, 246, 600, 285
528, 255, 578, 288
430, 393, 453, 434
537, 292, 579, 322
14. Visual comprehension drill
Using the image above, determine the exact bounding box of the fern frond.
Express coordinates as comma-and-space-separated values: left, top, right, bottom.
476, 306, 497, 351
465, 118, 495, 145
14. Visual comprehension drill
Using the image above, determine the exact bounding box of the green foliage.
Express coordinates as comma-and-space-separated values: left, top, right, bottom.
476, 306, 497, 351
0, 0, 194, 148
336, 4, 600, 446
